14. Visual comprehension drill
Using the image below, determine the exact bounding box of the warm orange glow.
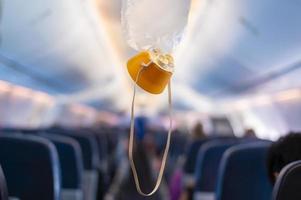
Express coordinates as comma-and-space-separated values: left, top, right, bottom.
275, 89, 301, 102
12, 86, 32, 99
34, 92, 54, 106
231, 88, 301, 111
0, 80, 12, 93
190, 0, 202, 15
253, 95, 272, 106
233, 99, 250, 110
70, 104, 97, 116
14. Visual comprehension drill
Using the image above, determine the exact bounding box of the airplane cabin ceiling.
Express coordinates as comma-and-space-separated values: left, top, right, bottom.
175, 0, 301, 98
0, 0, 300, 110
0, 0, 123, 95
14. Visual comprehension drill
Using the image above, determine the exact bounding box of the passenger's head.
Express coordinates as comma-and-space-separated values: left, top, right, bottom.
192, 122, 206, 140
244, 128, 257, 138
267, 132, 301, 184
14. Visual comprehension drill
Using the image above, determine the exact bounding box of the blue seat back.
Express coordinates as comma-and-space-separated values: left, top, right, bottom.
184, 137, 236, 174
195, 140, 239, 192
273, 160, 301, 200
40, 134, 84, 189
93, 132, 108, 165
47, 129, 99, 170
0, 135, 61, 200
216, 142, 272, 200
184, 139, 210, 174
65, 134, 99, 170
0, 165, 8, 200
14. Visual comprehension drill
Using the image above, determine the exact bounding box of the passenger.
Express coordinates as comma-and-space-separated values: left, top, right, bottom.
179, 122, 207, 200
135, 115, 148, 141
243, 128, 257, 138
191, 122, 206, 141
267, 132, 301, 184
169, 157, 185, 200
104, 133, 168, 200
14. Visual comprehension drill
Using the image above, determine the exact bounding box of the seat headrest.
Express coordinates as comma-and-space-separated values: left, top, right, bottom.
40, 133, 84, 189
0, 165, 8, 200
195, 139, 239, 192
184, 137, 237, 174
0, 134, 61, 200
215, 142, 272, 200
273, 160, 301, 200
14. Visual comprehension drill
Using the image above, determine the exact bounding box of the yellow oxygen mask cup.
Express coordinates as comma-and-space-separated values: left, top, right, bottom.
127, 49, 174, 94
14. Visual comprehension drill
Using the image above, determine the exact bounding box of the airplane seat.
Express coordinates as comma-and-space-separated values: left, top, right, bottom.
194, 139, 240, 200
104, 130, 120, 186
40, 134, 84, 200
0, 134, 61, 200
19, 129, 43, 135
0, 164, 8, 200
56, 133, 99, 200
215, 142, 272, 200
183, 139, 209, 188
94, 133, 110, 199
0, 129, 44, 136
183, 137, 236, 187
95, 133, 109, 172
77, 129, 110, 200
169, 130, 188, 159
272, 160, 301, 200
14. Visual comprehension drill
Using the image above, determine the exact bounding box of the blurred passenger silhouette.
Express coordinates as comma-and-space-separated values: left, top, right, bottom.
179, 122, 207, 200
243, 128, 257, 138
135, 116, 148, 141
267, 132, 301, 184
105, 130, 168, 200
191, 122, 206, 140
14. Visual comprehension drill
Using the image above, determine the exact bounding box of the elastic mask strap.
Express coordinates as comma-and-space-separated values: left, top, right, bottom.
129, 63, 172, 196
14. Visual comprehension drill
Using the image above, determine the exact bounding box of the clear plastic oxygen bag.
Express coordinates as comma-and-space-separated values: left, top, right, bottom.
122, 0, 191, 196
122, 0, 191, 53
